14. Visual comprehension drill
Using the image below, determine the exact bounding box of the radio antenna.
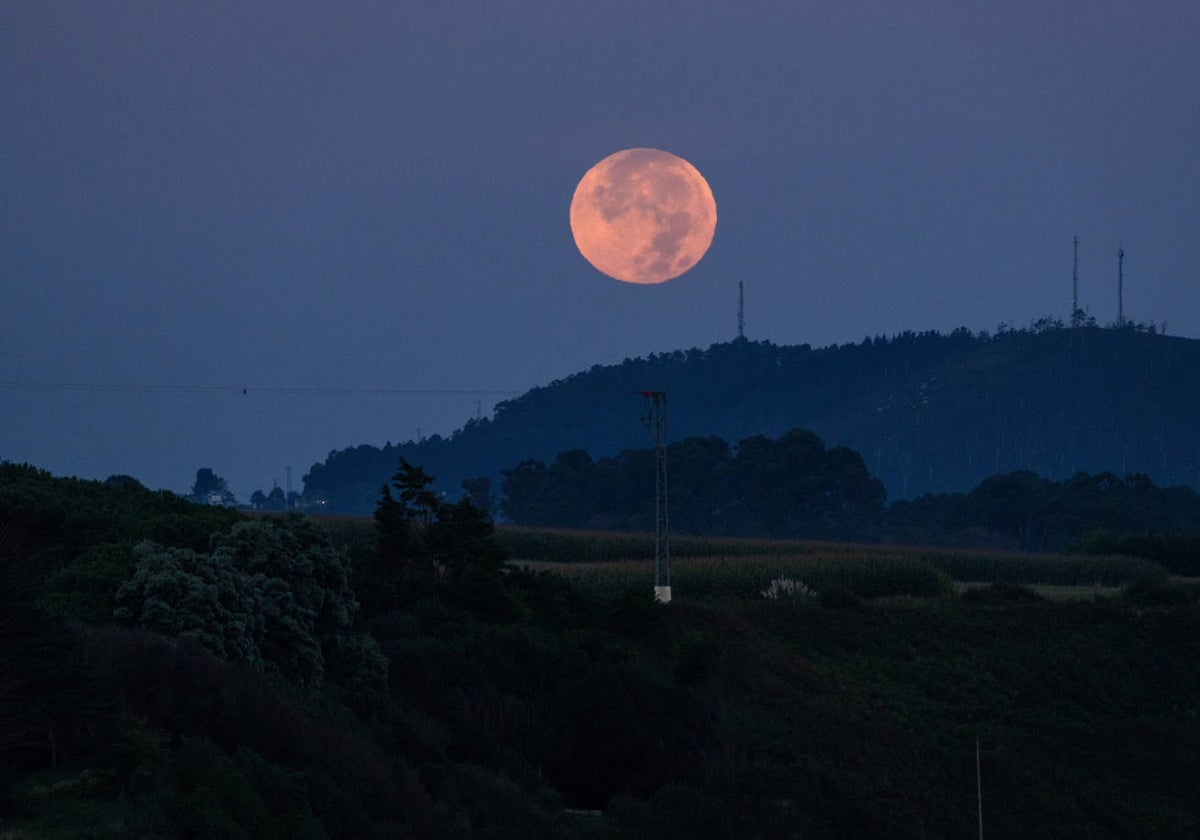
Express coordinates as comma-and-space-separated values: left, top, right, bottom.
1117, 247, 1125, 326
737, 281, 745, 341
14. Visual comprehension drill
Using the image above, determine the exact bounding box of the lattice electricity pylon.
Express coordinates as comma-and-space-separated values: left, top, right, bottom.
640, 390, 670, 602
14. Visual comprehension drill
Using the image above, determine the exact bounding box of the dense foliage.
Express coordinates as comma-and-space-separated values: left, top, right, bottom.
113, 516, 380, 689
3, 461, 1200, 837
498, 429, 1200, 569
303, 325, 1200, 512
886, 469, 1200, 570
500, 428, 885, 539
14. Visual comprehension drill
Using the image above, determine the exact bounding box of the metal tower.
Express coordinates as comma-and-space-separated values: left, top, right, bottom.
640, 390, 670, 602
737, 281, 745, 341
1071, 235, 1081, 326
1117, 247, 1125, 326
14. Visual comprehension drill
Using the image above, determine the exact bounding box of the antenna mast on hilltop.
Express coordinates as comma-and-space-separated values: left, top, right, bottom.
1117, 247, 1125, 326
737, 281, 745, 341
640, 391, 671, 603
1071, 235, 1081, 326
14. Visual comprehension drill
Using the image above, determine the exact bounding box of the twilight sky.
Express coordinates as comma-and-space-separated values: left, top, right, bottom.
3, 1, 1198, 498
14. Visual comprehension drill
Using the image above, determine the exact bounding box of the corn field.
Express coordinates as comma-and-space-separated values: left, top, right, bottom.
498, 526, 1166, 599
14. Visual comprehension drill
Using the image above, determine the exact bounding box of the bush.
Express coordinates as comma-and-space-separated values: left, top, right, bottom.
38, 541, 139, 624
818, 585, 862, 610
1121, 578, 1199, 606
327, 633, 390, 695
761, 577, 819, 604
673, 631, 721, 685
960, 582, 1044, 604
605, 586, 664, 636
1077, 531, 1200, 576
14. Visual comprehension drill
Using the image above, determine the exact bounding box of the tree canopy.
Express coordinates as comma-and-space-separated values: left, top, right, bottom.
498, 434, 1200, 570
500, 427, 887, 539
366, 457, 509, 612
114, 515, 381, 689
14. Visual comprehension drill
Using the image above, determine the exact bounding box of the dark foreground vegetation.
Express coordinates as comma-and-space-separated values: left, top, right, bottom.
3, 461, 1200, 838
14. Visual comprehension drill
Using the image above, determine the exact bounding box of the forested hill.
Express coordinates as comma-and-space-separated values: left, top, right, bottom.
304, 325, 1200, 513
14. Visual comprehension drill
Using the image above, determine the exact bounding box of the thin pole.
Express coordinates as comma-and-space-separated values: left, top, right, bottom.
976, 736, 983, 840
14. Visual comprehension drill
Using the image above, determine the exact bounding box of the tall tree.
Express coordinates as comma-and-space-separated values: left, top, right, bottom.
372, 458, 507, 607
461, 475, 493, 514
499, 460, 550, 525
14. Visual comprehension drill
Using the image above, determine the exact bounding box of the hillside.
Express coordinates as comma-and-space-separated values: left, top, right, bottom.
5, 466, 1200, 838
303, 325, 1200, 513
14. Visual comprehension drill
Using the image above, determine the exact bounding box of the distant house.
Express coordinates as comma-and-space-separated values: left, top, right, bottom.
189, 468, 237, 508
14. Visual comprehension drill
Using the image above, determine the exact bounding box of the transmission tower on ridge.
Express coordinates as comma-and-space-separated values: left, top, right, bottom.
640, 390, 671, 603
1071, 235, 1081, 327
1117, 247, 1125, 326
737, 281, 745, 341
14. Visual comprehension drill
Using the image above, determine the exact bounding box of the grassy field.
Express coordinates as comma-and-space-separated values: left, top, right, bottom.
312, 518, 1170, 601
959, 581, 1122, 600
497, 525, 1167, 600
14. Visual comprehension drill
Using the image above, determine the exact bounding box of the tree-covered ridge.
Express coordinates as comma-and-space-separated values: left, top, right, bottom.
0, 462, 240, 562
303, 324, 1200, 513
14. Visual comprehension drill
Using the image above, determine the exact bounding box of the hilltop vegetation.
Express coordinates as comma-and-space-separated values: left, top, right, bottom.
3, 461, 1200, 837
303, 324, 1200, 512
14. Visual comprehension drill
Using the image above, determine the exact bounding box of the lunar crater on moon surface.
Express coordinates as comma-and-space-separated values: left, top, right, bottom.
569, 148, 717, 285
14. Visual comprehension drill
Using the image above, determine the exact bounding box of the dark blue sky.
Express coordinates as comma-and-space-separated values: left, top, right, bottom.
3, 1, 1198, 497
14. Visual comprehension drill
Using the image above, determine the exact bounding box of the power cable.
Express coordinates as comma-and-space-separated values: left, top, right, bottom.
0, 382, 524, 397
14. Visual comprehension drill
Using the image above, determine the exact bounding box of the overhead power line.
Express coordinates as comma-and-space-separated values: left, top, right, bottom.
0, 382, 524, 397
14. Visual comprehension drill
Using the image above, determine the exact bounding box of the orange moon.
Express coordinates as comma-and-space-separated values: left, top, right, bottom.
569, 148, 717, 285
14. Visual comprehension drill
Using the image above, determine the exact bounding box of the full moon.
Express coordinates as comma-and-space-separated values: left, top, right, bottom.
569, 148, 717, 285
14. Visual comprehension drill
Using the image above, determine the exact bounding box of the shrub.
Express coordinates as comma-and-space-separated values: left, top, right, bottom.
1121, 578, 1199, 606
818, 585, 862, 610
673, 631, 721, 685
760, 577, 818, 605
328, 633, 390, 695
38, 541, 139, 624
960, 582, 1044, 604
